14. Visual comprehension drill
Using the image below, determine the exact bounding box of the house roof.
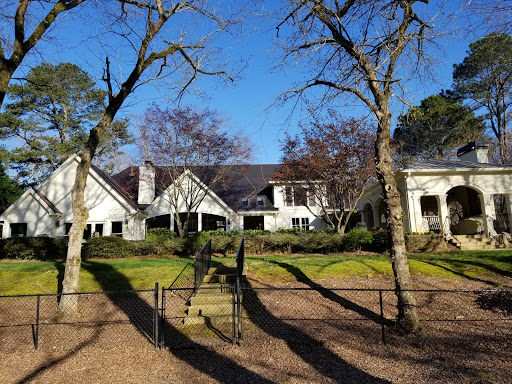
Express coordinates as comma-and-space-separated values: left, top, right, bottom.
91, 164, 141, 211
112, 164, 281, 212
33, 188, 62, 214
399, 159, 512, 172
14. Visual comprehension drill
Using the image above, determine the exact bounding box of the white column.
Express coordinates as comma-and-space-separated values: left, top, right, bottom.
481, 193, 496, 236
197, 212, 202, 232
437, 194, 449, 234
372, 204, 381, 229
410, 196, 424, 233
506, 194, 512, 232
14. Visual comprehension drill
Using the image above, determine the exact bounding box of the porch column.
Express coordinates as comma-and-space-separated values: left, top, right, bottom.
372, 204, 381, 229
481, 193, 496, 236
197, 212, 203, 232
409, 196, 424, 233
437, 194, 449, 234
506, 194, 512, 232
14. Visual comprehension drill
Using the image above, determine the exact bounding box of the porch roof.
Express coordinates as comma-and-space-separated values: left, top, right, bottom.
399, 159, 512, 173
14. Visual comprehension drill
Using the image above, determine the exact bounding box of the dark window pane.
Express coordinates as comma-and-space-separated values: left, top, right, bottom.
112, 221, 123, 236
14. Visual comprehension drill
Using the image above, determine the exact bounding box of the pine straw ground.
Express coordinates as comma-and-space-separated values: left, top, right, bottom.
1, 274, 511, 384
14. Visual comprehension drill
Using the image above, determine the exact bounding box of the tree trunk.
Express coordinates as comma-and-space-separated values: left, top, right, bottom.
0, 65, 15, 109
57, 118, 111, 318
375, 112, 421, 334
56, 151, 92, 318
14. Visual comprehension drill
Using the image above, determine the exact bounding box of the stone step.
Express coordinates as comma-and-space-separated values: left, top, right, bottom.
460, 244, 506, 250
183, 314, 233, 326
190, 294, 233, 306
203, 274, 238, 283
187, 303, 233, 316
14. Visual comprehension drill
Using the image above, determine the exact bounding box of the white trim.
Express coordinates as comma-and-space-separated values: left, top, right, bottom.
144, 169, 235, 216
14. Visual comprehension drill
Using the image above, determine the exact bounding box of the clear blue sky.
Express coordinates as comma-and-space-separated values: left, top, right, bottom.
3, 1, 496, 166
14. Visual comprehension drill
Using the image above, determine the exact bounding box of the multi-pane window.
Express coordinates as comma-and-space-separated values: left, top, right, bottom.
10, 223, 27, 237
285, 187, 293, 207
292, 217, 310, 231
112, 221, 123, 237
241, 198, 249, 208
257, 197, 265, 207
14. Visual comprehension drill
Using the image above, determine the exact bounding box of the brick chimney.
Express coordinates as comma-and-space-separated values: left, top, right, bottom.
457, 142, 489, 163
138, 161, 155, 205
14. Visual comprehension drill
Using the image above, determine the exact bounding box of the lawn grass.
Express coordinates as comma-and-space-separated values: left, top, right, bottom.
1, 249, 511, 295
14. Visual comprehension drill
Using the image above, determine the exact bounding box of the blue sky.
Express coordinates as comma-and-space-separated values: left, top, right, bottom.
3, 1, 495, 166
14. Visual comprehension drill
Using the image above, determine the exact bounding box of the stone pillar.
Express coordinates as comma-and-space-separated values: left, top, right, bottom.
481, 193, 496, 236
437, 194, 449, 234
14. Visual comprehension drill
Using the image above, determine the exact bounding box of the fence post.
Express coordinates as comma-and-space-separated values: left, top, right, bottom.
154, 282, 159, 349
379, 290, 386, 345
237, 277, 242, 342
34, 294, 40, 350
160, 287, 166, 350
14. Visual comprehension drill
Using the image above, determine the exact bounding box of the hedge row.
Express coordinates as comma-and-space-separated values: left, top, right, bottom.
0, 229, 390, 260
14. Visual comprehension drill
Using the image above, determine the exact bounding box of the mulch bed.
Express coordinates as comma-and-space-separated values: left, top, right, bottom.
1, 274, 511, 383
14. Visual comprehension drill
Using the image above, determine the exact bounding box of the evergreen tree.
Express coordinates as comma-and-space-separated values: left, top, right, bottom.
0, 62, 132, 184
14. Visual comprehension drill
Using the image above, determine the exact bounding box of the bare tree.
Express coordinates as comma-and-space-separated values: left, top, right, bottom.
58, 0, 244, 317
273, 113, 375, 234
274, 0, 452, 333
138, 105, 251, 238
0, 0, 87, 108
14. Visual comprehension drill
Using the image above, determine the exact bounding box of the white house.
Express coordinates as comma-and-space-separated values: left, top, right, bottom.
358, 142, 512, 240
0, 155, 329, 239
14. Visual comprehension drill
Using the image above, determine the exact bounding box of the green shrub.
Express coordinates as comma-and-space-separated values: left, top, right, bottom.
369, 231, 389, 253
82, 236, 138, 259
266, 232, 299, 254
146, 227, 176, 240
342, 229, 374, 252
0, 237, 67, 260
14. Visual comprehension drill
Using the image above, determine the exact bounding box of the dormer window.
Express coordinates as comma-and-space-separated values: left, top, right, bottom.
241, 198, 249, 208
257, 197, 265, 207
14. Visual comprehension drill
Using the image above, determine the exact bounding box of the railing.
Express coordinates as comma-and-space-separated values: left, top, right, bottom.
493, 213, 510, 233
236, 237, 245, 281
193, 239, 212, 294
234, 238, 245, 342
422, 215, 441, 233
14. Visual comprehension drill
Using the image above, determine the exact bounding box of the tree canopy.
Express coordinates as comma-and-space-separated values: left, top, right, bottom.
138, 105, 251, 237
0, 160, 22, 213
453, 33, 512, 163
274, 113, 375, 234
393, 93, 486, 167
0, 62, 132, 184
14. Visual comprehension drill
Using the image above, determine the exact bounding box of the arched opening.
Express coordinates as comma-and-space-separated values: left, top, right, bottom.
446, 186, 483, 235
363, 203, 374, 230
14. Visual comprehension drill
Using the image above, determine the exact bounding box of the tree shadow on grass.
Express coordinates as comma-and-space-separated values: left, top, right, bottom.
418, 260, 498, 286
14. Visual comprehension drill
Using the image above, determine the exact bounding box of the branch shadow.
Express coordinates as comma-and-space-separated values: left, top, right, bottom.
418, 260, 498, 286
268, 260, 394, 327
242, 280, 390, 383
81, 261, 275, 383
16, 324, 102, 383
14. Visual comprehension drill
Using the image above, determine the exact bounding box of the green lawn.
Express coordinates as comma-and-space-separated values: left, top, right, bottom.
1, 250, 511, 295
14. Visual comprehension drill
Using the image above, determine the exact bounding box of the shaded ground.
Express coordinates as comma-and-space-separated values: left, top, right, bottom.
1, 274, 511, 384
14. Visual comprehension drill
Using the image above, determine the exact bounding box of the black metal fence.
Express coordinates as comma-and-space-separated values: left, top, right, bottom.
1, 285, 511, 352
193, 239, 212, 294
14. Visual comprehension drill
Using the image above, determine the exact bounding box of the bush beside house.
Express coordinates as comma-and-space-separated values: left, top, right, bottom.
0, 229, 454, 260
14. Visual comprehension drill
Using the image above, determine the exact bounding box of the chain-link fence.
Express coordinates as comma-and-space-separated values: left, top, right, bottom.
1, 285, 511, 352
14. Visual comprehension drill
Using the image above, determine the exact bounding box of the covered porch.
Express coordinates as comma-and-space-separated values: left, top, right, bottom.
408, 186, 511, 236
